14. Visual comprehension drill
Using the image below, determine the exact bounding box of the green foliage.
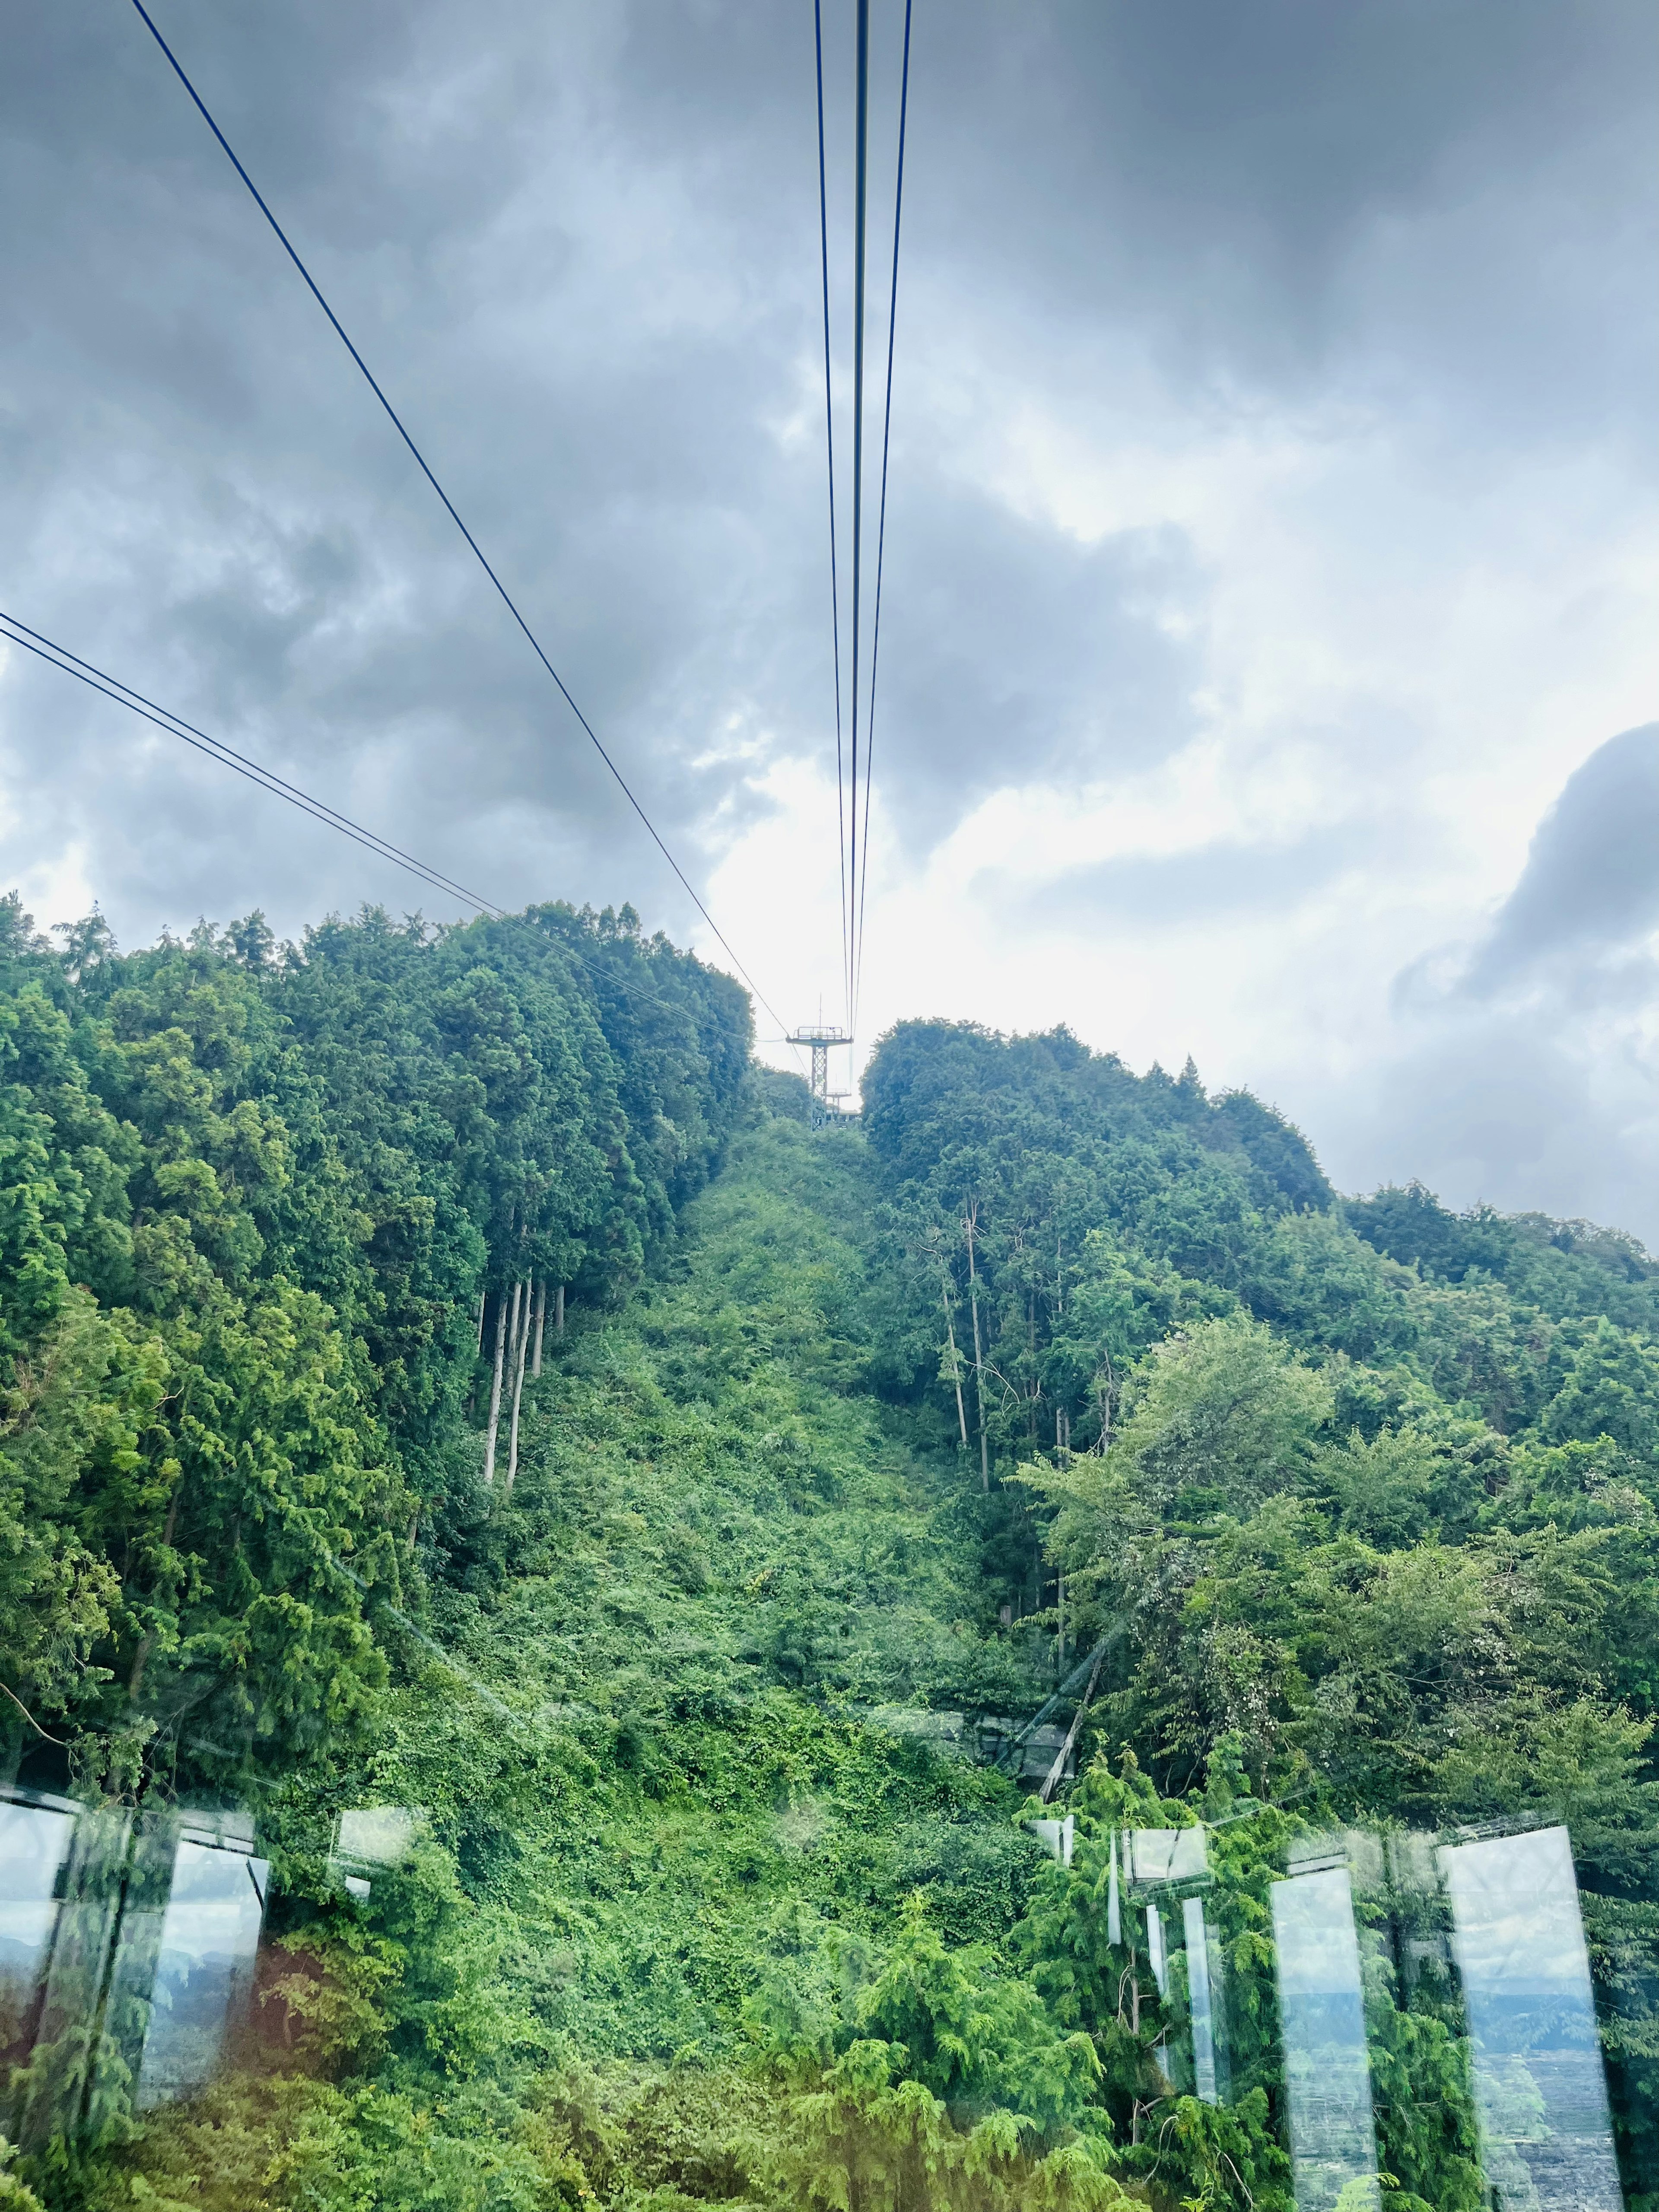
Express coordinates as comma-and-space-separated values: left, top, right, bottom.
0, 2136, 42, 2212
0, 899, 748, 1794
749, 1894, 1101, 2142
751, 1895, 1124, 2212
9, 953, 1659, 2210
1010, 1752, 1294, 2211
1349, 1181, 1659, 1332
774, 2050, 1127, 2212
859, 1016, 1659, 2201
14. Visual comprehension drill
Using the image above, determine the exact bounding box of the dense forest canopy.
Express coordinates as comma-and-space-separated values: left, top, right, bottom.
861, 1011, 1659, 1767
2, 921, 1656, 2212
0, 892, 749, 1794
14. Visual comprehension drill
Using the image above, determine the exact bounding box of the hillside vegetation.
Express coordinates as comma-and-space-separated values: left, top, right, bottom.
2, 917, 1657, 2210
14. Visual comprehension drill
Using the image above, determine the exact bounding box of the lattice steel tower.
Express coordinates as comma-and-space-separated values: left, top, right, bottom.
785, 1023, 851, 1122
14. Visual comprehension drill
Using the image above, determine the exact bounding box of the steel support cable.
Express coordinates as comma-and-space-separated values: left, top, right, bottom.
814, 0, 852, 1032
126, 0, 799, 1056
0, 610, 500, 915
846, 0, 871, 1041
0, 613, 679, 1010
852, 0, 912, 1031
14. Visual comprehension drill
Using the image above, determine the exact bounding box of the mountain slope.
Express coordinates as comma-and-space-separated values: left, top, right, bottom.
6, 936, 1659, 2211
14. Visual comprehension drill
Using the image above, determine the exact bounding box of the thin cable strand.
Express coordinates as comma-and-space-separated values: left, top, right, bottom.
1, 622, 502, 912
814, 0, 852, 1032
852, 0, 912, 1029
0, 616, 680, 1009
0, 610, 496, 913
847, 0, 870, 1039
126, 0, 798, 1052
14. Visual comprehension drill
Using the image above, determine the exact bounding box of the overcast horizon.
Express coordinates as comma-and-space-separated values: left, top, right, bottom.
2, 0, 1656, 1236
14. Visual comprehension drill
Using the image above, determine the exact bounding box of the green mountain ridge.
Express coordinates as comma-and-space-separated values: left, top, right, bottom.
2, 904, 1657, 2210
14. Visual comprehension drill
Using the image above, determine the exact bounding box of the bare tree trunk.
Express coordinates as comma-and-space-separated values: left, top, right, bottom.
531, 1278, 546, 1376
555, 1282, 566, 1338
483, 1286, 512, 1485
1095, 1348, 1116, 1452
467, 1289, 485, 1415
506, 1281, 531, 1496
1028, 1291, 1040, 1446
966, 1208, 988, 1492
941, 1278, 968, 1449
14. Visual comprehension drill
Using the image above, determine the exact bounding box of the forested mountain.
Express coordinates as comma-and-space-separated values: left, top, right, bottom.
2, 926, 1656, 2212
865, 1010, 1659, 1768
0, 893, 747, 1804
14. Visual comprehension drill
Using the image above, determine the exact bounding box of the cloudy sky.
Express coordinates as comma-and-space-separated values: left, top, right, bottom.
2, 0, 1656, 1233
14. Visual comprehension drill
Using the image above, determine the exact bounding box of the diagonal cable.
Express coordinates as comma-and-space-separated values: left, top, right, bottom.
125, 0, 797, 1050
852, 0, 912, 1030
814, 0, 852, 1034
0, 610, 501, 915
0, 613, 686, 1010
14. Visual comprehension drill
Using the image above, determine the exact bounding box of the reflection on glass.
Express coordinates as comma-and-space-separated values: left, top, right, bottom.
1146, 1899, 1168, 1996
1182, 1895, 1218, 2103
16, 1805, 137, 2149
1027, 1814, 1074, 1866
328, 1803, 423, 1901
334, 1805, 420, 1865
1440, 1826, 1622, 2212
136, 1835, 269, 2108
0, 1795, 76, 2053
1128, 1827, 1208, 1886
1271, 1864, 1379, 2212
1, 1799, 271, 2143
99, 1813, 179, 2114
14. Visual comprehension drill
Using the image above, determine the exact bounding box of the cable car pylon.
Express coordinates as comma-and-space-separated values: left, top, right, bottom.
785, 1020, 853, 1125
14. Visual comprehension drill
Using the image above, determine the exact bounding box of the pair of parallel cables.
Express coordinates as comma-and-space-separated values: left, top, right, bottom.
815, 0, 912, 1039
0, 0, 801, 1045
0, 606, 664, 1014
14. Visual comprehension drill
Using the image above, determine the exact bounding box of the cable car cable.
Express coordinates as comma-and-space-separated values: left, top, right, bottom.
846, 0, 871, 1039
814, 0, 852, 1030
125, 0, 797, 1051
0, 610, 501, 916
852, 0, 912, 1029
0, 612, 688, 1011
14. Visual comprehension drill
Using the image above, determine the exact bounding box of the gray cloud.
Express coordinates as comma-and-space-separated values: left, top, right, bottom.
913, 0, 1657, 431
1467, 721, 1659, 988
4, 0, 1651, 945
1, 0, 1655, 1238
875, 499, 1204, 829
1330, 1003, 1659, 1241
1319, 725, 1659, 1240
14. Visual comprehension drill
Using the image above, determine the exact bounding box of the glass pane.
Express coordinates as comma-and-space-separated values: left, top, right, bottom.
135, 1836, 269, 2109
14, 1805, 135, 2151
1440, 1826, 1624, 2212
1271, 1862, 1379, 2212
0, 1795, 76, 2050
1, 1796, 271, 2143
1182, 1894, 1219, 2104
